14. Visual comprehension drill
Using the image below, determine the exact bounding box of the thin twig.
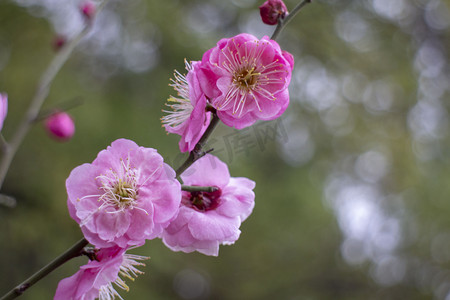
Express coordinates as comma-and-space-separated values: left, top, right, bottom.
0, 193, 16, 208
271, 0, 312, 41
33, 97, 84, 123
175, 113, 220, 178
0, 0, 110, 189
181, 185, 218, 193
0, 134, 8, 153
0, 238, 89, 300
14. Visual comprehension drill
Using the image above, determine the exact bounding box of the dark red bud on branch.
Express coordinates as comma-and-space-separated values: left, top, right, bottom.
259, 0, 289, 25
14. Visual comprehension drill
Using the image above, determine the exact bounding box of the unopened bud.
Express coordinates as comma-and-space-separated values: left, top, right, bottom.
0, 93, 8, 131
80, 1, 96, 21
259, 0, 288, 25
52, 35, 66, 51
45, 111, 75, 141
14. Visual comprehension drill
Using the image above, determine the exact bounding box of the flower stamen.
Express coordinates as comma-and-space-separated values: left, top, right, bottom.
161, 60, 194, 129
98, 253, 148, 300
96, 158, 141, 213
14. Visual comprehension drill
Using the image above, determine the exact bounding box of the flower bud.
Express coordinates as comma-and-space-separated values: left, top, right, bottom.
52, 35, 66, 51
0, 93, 8, 131
80, 1, 96, 21
44, 111, 75, 141
259, 0, 288, 25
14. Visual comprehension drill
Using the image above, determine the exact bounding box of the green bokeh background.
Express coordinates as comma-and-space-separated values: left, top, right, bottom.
1, 0, 450, 299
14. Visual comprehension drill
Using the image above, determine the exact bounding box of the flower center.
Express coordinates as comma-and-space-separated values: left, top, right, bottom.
112, 180, 137, 208
217, 40, 286, 115
234, 67, 260, 90
96, 158, 140, 213
186, 188, 222, 212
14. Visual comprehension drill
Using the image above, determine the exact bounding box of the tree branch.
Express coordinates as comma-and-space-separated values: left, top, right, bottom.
271, 0, 312, 41
0, 0, 110, 189
0, 238, 89, 300
181, 185, 219, 193
175, 113, 220, 178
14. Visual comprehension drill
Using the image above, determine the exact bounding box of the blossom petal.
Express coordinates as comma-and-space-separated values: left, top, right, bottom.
188, 211, 241, 241
181, 154, 230, 188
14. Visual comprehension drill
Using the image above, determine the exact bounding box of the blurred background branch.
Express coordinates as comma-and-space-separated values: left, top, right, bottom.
0, 0, 110, 189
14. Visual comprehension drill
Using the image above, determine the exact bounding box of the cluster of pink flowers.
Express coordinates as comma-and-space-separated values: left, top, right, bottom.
0, 1, 295, 299
60, 139, 257, 299
59, 9, 293, 298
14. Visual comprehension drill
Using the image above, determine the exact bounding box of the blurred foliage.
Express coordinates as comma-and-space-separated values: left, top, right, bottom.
0, 0, 449, 299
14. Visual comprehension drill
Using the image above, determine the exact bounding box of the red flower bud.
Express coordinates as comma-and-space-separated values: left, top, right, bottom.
45, 111, 75, 141
52, 35, 66, 51
80, 1, 96, 21
259, 0, 288, 25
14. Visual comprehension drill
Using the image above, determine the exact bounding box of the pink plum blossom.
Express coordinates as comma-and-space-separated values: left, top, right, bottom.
161, 60, 211, 153
198, 33, 294, 129
66, 138, 181, 248
162, 154, 255, 256
259, 0, 289, 25
45, 111, 75, 141
54, 246, 148, 300
0, 93, 7, 131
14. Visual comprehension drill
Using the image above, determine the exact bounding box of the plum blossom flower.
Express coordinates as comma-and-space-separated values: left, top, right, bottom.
66, 139, 181, 248
45, 111, 75, 141
54, 246, 148, 300
161, 60, 211, 153
0, 93, 7, 131
198, 33, 294, 129
259, 0, 289, 25
162, 154, 255, 256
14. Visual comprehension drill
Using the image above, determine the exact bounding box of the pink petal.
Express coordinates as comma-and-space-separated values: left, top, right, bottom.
188, 211, 240, 241
181, 154, 230, 188
216, 177, 256, 221
163, 224, 220, 256
54, 269, 96, 300
142, 180, 180, 224
66, 163, 102, 222
93, 139, 140, 171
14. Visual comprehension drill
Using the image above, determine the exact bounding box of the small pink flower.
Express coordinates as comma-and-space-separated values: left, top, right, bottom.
198, 33, 294, 129
66, 139, 181, 248
80, 1, 96, 21
54, 246, 148, 300
162, 154, 255, 256
161, 60, 211, 153
259, 0, 289, 25
45, 111, 75, 141
0, 93, 7, 131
